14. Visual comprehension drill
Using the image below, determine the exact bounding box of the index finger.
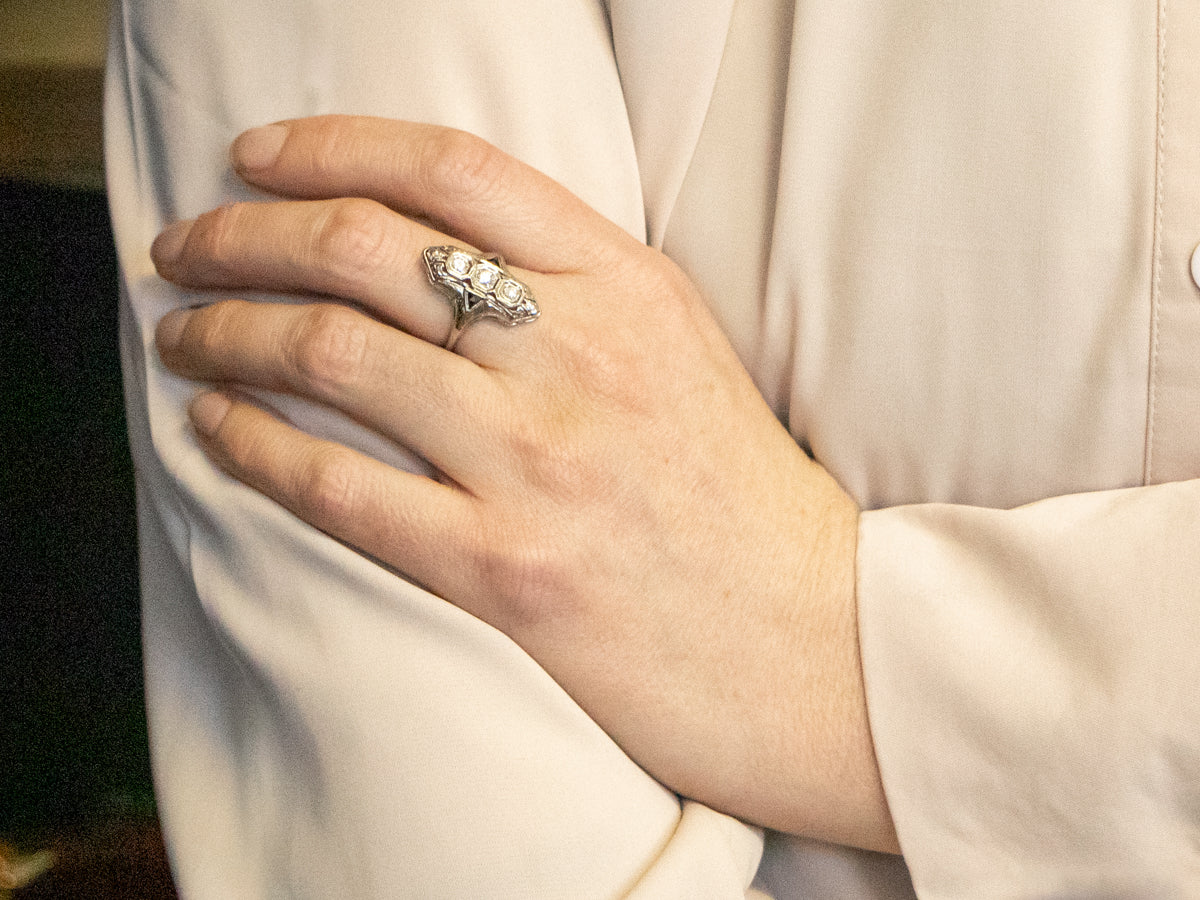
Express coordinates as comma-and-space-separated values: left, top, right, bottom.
229, 116, 636, 275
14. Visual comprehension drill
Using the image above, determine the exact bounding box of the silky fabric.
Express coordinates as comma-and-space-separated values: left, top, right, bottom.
105, 0, 1200, 897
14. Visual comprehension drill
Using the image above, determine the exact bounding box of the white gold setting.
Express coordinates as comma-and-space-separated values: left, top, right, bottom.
423, 245, 539, 351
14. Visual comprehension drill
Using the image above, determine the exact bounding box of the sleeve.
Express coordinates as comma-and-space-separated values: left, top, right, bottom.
103, 0, 765, 896
857, 480, 1200, 898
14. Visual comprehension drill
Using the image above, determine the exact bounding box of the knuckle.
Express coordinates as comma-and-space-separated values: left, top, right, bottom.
190, 204, 249, 276
553, 320, 645, 412
509, 419, 603, 507
422, 129, 508, 203
313, 198, 397, 285
216, 410, 260, 472
216, 402, 281, 478
559, 324, 624, 389
297, 444, 364, 530
289, 304, 370, 392
475, 526, 576, 629
533, 440, 591, 502
184, 299, 242, 360
644, 258, 708, 331
304, 116, 368, 179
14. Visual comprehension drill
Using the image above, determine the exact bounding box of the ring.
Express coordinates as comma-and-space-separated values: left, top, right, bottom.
423, 245, 539, 351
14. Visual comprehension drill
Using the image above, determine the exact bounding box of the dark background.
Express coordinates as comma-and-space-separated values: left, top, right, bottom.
1, 178, 149, 834
1, 180, 180, 898
2, 7, 176, 893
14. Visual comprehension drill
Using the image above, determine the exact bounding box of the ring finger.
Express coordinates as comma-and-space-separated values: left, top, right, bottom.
151, 196, 544, 367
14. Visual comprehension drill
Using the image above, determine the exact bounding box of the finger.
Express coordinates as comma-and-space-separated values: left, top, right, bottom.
151, 197, 551, 364
158, 299, 502, 482
189, 389, 481, 602
152, 196, 454, 347
228, 115, 636, 273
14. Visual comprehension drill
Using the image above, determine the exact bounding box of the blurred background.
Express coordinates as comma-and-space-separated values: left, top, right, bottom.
2, 1, 175, 894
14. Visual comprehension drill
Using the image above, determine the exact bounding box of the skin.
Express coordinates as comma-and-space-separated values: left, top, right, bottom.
151, 115, 899, 854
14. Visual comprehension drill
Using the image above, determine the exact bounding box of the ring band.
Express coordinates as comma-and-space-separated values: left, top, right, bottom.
423, 245, 539, 351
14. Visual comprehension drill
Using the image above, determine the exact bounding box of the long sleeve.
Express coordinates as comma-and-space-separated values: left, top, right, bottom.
848, 2, 1200, 891
859, 483, 1200, 896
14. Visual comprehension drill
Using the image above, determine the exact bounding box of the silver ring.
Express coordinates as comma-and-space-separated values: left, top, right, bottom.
423, 245, 539, 351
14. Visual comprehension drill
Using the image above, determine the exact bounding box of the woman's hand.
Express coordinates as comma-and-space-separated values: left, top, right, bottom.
152, 115, 897, 853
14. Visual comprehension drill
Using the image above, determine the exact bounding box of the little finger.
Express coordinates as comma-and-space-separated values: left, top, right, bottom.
158, 299, 503, 484
190, 390, 484, 602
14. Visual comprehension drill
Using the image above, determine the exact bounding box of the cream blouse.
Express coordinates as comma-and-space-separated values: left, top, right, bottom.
106, 0, 1200, 896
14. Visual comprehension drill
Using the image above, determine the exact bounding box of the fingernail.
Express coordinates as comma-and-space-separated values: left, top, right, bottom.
151, 219, 193, 270
232, 123, 289, 172
190, 391, 232, 436
156, 308, 192, 353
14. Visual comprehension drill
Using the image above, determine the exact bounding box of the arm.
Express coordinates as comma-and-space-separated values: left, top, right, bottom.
149, 114, 898, 853
126, 1, 1200, 897
106, 1, 767, 895
146, 115, 1200, 897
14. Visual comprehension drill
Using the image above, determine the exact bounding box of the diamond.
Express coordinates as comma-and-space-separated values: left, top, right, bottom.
497, 278, 524, 305
446, 251, 473, 277
471, 261, 502, 292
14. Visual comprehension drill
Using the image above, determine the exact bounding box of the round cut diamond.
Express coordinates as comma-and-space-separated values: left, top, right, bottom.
471, 262, 501, 292
447, 251, 473, 277
498, 279, 524, 305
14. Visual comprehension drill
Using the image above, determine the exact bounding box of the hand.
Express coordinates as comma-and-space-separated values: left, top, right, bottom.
152, 115, 897, 852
